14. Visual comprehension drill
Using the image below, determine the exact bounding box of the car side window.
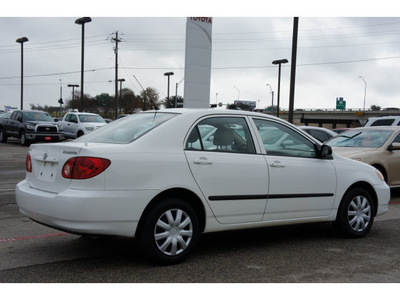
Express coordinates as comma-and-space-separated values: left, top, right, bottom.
64, 114, 71, 122
371, 119, 394, 126
393, 133, 400, 143
185, 117, 256, 154
308, 129, 330, 142
70, 114, 78, 123
253, 118, 317, 158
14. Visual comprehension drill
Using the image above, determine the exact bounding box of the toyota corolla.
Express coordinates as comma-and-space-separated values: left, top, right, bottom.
16, 109, 390, 264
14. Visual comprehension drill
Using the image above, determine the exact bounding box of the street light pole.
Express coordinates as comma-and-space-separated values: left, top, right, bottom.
175, 77, 184, 108
233, 86, 240, 100
59, 79, 63, 118
272, 59, 288, 118
118, 78, 125, 115
359, 76, 367, 111
75, 17, 92, 112
16, 37, 28, 110
67, 84, 79, 101
164, 72, 174, 103
266, 84, 274, 115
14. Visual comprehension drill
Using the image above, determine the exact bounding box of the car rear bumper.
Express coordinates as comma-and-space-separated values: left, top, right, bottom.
15, 179, 157, 237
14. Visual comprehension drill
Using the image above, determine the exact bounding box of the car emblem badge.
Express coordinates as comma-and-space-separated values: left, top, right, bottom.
43, 153, 48, 161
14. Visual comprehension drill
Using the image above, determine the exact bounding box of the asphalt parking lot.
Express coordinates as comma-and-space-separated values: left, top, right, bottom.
1, 138, 400, 283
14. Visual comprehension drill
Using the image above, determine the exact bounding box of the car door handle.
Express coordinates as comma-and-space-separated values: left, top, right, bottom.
270, 161, 284, 168
193, 157, 213, 165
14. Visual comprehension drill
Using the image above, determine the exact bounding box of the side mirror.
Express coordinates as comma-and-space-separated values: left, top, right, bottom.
315, 144, 333, 159
321, 144, 333, 157
388, 142, 400, 151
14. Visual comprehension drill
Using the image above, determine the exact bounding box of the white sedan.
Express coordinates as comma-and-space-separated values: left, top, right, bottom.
16, 109, 390, 264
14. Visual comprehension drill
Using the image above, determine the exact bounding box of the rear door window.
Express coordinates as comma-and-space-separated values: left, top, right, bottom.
186, 117, 256, 154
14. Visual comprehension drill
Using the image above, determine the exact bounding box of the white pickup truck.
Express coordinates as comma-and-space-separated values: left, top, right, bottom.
59, 112, 107, 139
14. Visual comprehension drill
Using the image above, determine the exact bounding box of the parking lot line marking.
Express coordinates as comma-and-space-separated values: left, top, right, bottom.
0, 232, 69, 243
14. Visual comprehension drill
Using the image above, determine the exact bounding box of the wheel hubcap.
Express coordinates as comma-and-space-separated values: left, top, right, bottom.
154, 208, 193, 256
347, 195, 371, 232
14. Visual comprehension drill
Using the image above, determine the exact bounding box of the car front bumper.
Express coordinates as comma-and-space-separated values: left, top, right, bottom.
25, 132, 64, 142
374, 182, 391, 217
15, 179, 158, 237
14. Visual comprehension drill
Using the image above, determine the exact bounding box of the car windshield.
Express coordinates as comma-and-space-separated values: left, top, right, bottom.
77, 112, 177, 144
0, 112, 12, 119
326, 129, 393, 148
23, 112, 53, 122
78, 114, 106, 123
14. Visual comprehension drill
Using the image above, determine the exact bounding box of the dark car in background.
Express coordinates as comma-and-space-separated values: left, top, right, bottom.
0, 110, 63, 146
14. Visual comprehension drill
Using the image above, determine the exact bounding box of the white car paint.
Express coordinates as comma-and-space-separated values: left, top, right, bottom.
16, 109, 390, 264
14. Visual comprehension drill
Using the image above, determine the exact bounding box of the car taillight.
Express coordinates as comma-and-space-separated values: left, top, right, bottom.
26, 153, 32, 173
62, 157, 111, 179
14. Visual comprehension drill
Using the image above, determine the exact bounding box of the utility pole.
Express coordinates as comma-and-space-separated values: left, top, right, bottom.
288, 17, 299, 124
112, 31, 122, 119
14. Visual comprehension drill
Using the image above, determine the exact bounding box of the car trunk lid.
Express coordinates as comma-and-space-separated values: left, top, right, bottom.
27, 143, 83, 193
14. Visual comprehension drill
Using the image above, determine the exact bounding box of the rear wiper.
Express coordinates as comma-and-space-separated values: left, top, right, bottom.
341, 132, 362, 139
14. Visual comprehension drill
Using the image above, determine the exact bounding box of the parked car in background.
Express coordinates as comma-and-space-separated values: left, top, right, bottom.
0, 110, 63, 146
326, 126, 400, 187
117, 114, 129, 119
364, 116, 400, 127
332, 128, 352, 134
16, 109, 390, 264
59, 112, 107, 139
298, 126, 337, 142
0, 111, 12, 121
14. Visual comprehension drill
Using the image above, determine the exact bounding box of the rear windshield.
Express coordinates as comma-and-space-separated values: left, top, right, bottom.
77, 112, 177, 144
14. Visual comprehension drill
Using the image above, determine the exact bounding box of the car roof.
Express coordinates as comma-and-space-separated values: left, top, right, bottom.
367, 115, 400, 120
350, 126, 400, 132
67, 111, 100, 115
145, 108, 281, 120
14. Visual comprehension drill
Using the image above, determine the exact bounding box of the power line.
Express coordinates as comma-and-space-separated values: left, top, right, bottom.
1, 54, 398, 82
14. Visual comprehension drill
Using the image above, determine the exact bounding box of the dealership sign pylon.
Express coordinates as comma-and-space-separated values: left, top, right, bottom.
183, 17, 213, 108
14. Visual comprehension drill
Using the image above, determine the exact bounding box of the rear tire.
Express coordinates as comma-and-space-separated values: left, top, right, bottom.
138, 197, 200, 265
333, 187, 375, 238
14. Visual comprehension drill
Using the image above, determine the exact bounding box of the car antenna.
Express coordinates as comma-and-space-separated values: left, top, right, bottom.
132, 75, 159, 111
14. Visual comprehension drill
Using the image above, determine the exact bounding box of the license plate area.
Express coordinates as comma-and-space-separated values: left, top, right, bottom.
37, 161, 58, 182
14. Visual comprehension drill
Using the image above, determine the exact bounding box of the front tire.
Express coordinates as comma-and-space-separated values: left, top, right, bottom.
0, 128, 7, 143
333, 188, 375, 238
138, 197, 200, 265
20, 131, 30, 146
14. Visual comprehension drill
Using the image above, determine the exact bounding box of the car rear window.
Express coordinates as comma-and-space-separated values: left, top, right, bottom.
77, 112, 177, 144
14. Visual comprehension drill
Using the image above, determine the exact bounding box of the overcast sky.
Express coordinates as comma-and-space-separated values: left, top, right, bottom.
1, 1, 400, 112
